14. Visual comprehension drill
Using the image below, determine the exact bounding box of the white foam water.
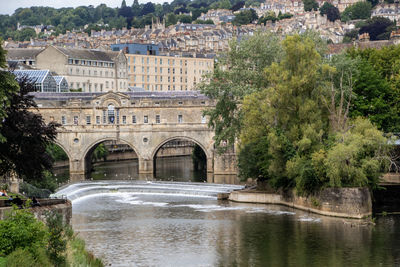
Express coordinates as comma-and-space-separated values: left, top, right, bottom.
53, 180, 244, 202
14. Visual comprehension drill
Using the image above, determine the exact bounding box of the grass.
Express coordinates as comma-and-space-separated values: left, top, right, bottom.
0, 193, 26, 200
66, 236, 104, 267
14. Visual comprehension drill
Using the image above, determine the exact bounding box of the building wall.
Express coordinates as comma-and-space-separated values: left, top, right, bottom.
36, 46, 128, 92
126, 54, 214, 91
36, 46, 68, 76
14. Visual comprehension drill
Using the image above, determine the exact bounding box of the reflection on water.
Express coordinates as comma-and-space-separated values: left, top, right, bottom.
57, 160, 400, 266
71, 192, 400, 267
53, 157, 208, 183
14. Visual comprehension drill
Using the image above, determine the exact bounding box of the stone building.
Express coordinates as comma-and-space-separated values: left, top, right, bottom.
125, 53, 214, 91
6, 48, 44, 66
35, 46, 128, 92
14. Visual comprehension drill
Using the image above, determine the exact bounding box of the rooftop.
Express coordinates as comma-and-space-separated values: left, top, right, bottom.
29, 91, 209, 101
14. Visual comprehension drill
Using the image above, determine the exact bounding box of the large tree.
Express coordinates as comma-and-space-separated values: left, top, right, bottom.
236, 35, 388, 194
341, 1, 372, 22
0, 42, 19, 142
0, 76, 59, 183
199, 33, 282, 150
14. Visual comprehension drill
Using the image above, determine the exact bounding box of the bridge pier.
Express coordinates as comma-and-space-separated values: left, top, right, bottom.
138, 158, 154, 180
69, 159, 86, 182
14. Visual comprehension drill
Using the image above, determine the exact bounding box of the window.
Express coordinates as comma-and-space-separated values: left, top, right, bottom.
86, 115, 91, 125
73, 116, 79, 125
103, 110, 106, 124
178, 115, 183, 123
132, 115, 136, 124
96, 116, 100, 124
178, 101, 183, 105
122, 115, 126, 124
144, 116, 148, 124
160, 59, 163, 64
108, 104, 115, 124
201, 116, 207, 124
156, 115, 160, 124
61, 116, 66, 125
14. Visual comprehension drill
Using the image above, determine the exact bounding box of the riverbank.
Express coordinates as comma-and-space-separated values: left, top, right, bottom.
229, 187, 372, 219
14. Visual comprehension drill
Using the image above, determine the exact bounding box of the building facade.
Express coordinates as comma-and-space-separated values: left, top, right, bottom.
36, 46, 128, 92
126, 54, 214, 91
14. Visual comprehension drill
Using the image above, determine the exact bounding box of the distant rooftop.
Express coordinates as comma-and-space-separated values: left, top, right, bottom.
29, 91, 209, 101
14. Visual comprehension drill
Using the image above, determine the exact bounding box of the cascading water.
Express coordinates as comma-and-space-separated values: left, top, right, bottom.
53, 180, 244, 202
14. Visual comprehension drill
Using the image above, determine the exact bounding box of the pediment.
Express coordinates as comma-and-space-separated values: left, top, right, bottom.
92, 91, 130, 108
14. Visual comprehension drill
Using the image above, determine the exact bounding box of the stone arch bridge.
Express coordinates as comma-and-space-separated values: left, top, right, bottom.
32, 91, 237, 183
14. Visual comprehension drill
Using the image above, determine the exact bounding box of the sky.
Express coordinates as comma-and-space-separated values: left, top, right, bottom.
0, 0, 167, 15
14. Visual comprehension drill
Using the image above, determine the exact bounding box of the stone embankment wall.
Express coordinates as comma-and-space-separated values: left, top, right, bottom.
0, 199, 72, 224
229, 188, 372, 219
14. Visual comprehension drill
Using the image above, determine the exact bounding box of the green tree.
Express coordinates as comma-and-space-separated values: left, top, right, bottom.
359, 17, 395, 40
323, 117, 388, 189
303, 0, 318, 12
342, 29, 358, 43
0, 77, 59, 183
319, 2, 340, 22
341, 1, 372, 22
199, 33, 282, 150
232, 9, 258, 25
0, 41, 19, 142
218, 0, 232, 9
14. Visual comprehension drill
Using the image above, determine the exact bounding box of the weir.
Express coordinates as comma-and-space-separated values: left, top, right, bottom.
53, 181, 244, 202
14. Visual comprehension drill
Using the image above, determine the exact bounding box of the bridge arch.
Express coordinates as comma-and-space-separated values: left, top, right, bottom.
151, 136, 212, 181
52, 140, 72, 161
151, 136, 211, 160
82, 137, 142, 162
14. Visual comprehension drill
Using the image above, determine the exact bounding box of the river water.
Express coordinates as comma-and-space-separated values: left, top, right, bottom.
55, 158, 400, 267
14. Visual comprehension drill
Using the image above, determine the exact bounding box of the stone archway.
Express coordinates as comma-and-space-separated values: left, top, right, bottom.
151, 136, 214, 182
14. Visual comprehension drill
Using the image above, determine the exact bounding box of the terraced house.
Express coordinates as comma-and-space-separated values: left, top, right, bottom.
35, 46, 128, 92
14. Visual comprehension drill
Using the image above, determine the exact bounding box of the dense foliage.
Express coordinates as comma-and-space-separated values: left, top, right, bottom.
0, 0, 266, 39
0, 208, 103, 266
201, 32, 391, 195
0, 42, 19, 142
341, 1, 372, 22
0, 76, 59, 183
319, 2, 340, 22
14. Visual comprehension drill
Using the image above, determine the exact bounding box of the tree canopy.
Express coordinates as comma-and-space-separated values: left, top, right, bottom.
341, 1, 372, 22
202, 32, 391, 195
0, 76, 59, 183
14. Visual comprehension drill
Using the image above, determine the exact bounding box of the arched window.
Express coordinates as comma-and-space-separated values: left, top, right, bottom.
108, 104, 115, 124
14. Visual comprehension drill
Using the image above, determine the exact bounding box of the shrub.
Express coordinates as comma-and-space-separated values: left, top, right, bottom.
0, 208, 48, 257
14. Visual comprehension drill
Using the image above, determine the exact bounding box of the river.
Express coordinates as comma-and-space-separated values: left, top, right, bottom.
55, 158, 400, 266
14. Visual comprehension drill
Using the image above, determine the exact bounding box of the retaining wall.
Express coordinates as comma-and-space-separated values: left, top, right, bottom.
0, 199, 72, 224
229, 187, 372, 219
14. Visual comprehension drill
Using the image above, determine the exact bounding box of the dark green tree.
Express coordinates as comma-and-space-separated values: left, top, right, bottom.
303, 0, 318, 12
320, 2, 340, 22
141, 2, 155, 16
232, 9, 258, 25
0, 41, 19, 142
359, 17, 395, 40
0, 76, 59, 183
